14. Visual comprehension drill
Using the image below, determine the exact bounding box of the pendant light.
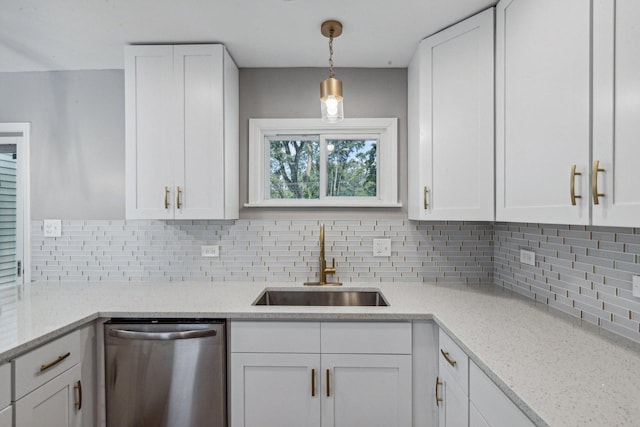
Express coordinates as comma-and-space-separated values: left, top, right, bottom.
320, 20, 344, 122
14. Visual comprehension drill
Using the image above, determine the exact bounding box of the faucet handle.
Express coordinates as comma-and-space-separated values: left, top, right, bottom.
325, 258, 336, 275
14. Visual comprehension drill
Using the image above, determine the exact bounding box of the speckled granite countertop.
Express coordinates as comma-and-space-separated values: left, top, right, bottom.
0, 281, 638, 426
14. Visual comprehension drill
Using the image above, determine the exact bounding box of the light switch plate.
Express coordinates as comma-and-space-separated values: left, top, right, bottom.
201, 245, 220, 258
43, 219, 62, 237
373, 239, 391, 257
633, 276, 640, 298
520, 249, 535, 266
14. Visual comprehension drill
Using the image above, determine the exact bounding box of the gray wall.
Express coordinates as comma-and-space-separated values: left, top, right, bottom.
0, 70, 125, 219
239, 68, 408, 219
0, 67, 407, 220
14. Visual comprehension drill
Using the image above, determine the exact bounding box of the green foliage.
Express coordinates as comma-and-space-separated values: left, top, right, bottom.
269, 137, 377, 200
327, 140, 377, 197
270, 139, 320, 199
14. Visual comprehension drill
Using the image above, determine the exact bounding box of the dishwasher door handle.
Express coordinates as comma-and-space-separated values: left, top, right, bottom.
108, 327, 217, 340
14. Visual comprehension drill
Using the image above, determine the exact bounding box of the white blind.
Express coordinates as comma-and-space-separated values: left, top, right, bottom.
0, 153, 16, 285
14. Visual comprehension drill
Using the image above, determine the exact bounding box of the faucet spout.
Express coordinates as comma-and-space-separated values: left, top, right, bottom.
304, 224, 342, 286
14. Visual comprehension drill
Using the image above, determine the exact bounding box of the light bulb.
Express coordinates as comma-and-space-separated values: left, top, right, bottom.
326, 97, 339, 117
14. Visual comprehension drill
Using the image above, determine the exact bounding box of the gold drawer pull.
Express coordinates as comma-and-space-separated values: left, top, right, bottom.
435, 376, 443, 407
164, 186, 169, 209
570, 165, 582, 206
40, 352, 71, 372
440, 349, 457, 367
423, 186, 429, 210
311, 369, 316, 397
176, 186, 182, 210
326, 369, 331, 397
592, 160, 605, 205
74, 380, 82, 410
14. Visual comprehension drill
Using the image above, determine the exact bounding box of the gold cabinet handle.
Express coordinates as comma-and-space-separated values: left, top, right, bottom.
592, 160, 605, 205
311, 369, 316, 397
423, 186, 429, 210
570, 165, 582, 206
164, 186, 169, 209
326, 369, 331, 397
440, 349, 457, 367
435, 376, 443, 407
74, 380, 82, 410
176, 186, 182, 210
40, 352, 71, 372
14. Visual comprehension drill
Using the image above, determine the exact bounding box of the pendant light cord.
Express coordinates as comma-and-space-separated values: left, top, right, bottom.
328, 31, 335, 78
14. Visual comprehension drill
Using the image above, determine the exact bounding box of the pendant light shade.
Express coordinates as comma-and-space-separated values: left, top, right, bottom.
320, 20, 344, 122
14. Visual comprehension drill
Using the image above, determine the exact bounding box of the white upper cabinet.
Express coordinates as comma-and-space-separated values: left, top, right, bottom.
592, 0, 640, 226
408, 8, 494, 221
125, 44, 239, 220
496, 0, 591, 225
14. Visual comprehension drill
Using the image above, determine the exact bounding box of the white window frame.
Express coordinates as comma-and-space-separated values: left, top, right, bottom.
247, 118, 400, 207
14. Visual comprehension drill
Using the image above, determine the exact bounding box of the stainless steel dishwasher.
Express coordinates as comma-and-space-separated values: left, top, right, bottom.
104, 319, 226, 427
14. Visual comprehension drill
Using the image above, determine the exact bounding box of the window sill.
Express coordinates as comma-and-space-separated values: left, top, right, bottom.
244, 201, 403, 208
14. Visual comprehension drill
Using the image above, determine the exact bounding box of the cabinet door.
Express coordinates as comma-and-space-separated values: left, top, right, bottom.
408, 9, 494, 221
592, 0, 640, 226
15, 363, 82, 427
469, 362, 534, 427
174, 45, 226, 220
496, 0, 591, 224
321, 354, 412, 427
125, 45, 176, 220
469, 403, 490, 427
437, 367, 468, 427
231, 353, 320, 427
0, 406, 12, 427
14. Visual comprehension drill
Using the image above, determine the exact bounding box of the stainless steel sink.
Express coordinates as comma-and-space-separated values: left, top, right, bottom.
253, 288, 389, 307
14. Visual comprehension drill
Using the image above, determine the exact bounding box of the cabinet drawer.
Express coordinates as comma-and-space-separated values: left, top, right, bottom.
0, 363, 9, 409
470, 361, 534, 427
231, 321, 320, 353
0, 363, 11, 410
13, 330, 82, 400
321, 321, 412, 354
439, 329, 469, 394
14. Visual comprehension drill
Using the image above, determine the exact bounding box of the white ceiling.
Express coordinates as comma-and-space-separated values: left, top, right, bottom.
0, 0, 495, 72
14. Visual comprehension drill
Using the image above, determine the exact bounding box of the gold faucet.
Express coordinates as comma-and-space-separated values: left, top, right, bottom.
304, 224, 342, 286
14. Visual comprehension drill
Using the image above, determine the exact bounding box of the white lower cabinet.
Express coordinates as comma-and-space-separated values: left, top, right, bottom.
321, 354, 412, 427
469, 403, 491, 427
230, 321, 413, 427
437, 367, 468, 427
469, 361, 534, 427
15, 363, 82, 427
0, 363, 10, 427
12, 324, 95, 427
437, 330, 469, 427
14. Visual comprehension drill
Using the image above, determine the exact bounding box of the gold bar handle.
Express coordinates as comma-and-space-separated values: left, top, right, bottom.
74, 380, 82, 410
592, 160, 605, 205
435, 376, 443, 407
440, 349, 457, 367
164, 186, 169, 209
326, 369, 331, 397
570, 165, 582, 206
311, 369, 316, 397
176, 186, 182, 210
423, 186, 429, 210
40, 352, 71, 372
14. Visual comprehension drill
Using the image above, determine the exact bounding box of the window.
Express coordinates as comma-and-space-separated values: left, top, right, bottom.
247, 118, 399, 207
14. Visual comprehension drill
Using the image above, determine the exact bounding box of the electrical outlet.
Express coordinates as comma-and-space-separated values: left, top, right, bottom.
520, 249, 535, 266
201, 245, 220, 258
633, 276, 640, 298
43, 219, 62, 237
373, 239, 391, 257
